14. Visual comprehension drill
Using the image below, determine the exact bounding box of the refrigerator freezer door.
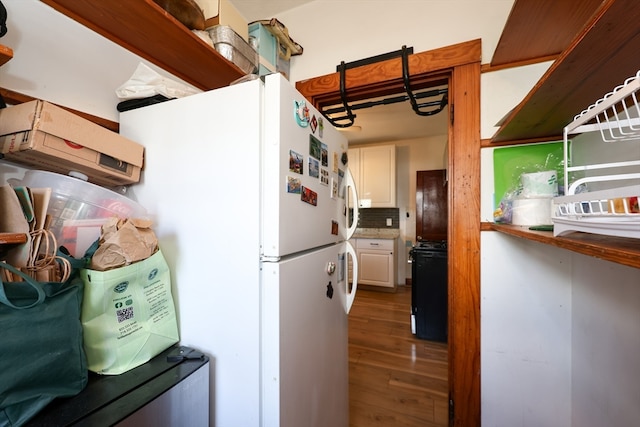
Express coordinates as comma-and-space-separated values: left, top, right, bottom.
261, 74, 351, 259
261, 243, 349, 427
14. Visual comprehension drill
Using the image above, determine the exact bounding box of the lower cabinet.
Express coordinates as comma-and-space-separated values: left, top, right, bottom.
355, 238, 396, 289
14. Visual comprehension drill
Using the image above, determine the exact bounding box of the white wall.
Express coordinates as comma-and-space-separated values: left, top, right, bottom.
482, 230, 640, 427
0, 0, 198, 122
481, 232, 572, 427
480, 62, 552, 139
276, 0, 515, 84
482, 139, 640, 427
571, 258, 640, 427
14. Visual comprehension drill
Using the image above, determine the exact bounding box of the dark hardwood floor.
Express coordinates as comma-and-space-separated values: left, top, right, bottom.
349, 286, 448, 427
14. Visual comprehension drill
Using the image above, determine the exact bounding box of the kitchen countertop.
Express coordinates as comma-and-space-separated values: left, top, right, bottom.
352, 228, 401, 239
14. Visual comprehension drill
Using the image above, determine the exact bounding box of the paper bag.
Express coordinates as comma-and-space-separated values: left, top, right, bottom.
80, 249, 179, 375
0, 185, 31, 269
90, 217, 158, 271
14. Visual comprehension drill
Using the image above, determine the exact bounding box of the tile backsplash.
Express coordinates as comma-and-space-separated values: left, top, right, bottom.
357, 208, 400, 228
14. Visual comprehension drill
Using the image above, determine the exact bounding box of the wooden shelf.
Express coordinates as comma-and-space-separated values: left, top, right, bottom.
0, 233, 28, 259
490, 0, 603, 68
0, 233, 27, 245
488, 223, 640, 269
40, 0, 245, 91
0, 44, 13, 66
491, 0, 640, 143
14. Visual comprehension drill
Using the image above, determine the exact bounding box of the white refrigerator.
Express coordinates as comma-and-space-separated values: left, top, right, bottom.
119, 73, 360, 427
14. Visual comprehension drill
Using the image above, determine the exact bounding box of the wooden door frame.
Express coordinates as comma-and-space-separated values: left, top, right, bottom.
296, 39, 481, 426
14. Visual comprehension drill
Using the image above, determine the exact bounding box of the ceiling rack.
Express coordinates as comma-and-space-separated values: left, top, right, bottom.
323, 46, 449, 128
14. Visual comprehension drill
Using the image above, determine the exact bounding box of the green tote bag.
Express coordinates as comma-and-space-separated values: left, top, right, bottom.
0, 261, 88, 427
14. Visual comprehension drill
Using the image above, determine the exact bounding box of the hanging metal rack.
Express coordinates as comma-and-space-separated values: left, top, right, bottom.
322, 46, 448, 128
552, 69, 640, 238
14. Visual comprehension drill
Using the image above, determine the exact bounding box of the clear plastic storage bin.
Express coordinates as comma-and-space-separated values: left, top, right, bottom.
9, 170, 147, 255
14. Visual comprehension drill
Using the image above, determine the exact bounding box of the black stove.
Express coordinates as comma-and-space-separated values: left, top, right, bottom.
412, 240, 447, 253
409, 240, 447, 342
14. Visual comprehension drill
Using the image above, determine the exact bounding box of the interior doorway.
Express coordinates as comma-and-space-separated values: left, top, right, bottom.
416, 169, 448, 242
296, 39, 482, 426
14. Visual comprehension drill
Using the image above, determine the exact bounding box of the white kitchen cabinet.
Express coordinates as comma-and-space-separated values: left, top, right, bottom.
348, 145, 396, 207
355, 238, 396, 289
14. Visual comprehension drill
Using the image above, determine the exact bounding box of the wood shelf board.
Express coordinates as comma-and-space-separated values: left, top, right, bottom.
0, 44, 13, 66
489, 223, 640, 269
491, 0, 603, 67
41, 0, 244, 91
0, 233, 28, 245
491, 0, 640, 143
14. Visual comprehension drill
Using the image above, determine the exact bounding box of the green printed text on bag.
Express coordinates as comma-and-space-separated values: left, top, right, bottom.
80, 250, 179, 375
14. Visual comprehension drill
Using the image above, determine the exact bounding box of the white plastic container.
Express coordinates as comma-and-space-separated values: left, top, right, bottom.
9, 170, 147, 254
511, 197, 553, 226
520, 170, 558, 198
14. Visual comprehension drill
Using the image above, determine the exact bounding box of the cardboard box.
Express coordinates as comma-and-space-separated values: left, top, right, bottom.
196, 0, 248, 41
0, 100, 144, 187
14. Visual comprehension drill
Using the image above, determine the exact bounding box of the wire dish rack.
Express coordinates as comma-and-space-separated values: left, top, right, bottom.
552, 70, 640, 238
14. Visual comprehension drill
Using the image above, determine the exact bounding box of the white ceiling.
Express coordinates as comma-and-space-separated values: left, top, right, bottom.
229, 0, 315, 23
229, 0, 449, 145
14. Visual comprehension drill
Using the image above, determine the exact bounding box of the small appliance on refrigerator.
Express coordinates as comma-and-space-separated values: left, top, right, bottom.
119, 73, 360, 427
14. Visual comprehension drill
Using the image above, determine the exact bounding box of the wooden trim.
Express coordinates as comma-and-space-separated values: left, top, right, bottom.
0, 233, 28, 245
448, 61, 481, 427
480, 134, 562, 148
297, 40, 482, 426
480, 53, 559, 74
488, 223, 640, 269
295, 39, 481, 109
0, 44, 13, 66
480, 222, 494, 232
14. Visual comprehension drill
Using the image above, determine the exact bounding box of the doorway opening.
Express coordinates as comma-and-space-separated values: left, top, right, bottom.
296, 39, 481, 426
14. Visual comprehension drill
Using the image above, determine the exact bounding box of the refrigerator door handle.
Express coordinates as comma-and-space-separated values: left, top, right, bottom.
345, 240, 358, 314
344, 168, 359, 240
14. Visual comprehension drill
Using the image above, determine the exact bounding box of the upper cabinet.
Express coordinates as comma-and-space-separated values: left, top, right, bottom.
349, 145, 396, 208
491, 0, 640, 143
40, 0, 245, 91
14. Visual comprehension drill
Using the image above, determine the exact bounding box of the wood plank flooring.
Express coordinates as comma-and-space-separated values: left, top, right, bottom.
349, 286, 448, 427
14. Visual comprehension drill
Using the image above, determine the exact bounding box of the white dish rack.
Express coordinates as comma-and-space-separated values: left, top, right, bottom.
552, 70, 640, 238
